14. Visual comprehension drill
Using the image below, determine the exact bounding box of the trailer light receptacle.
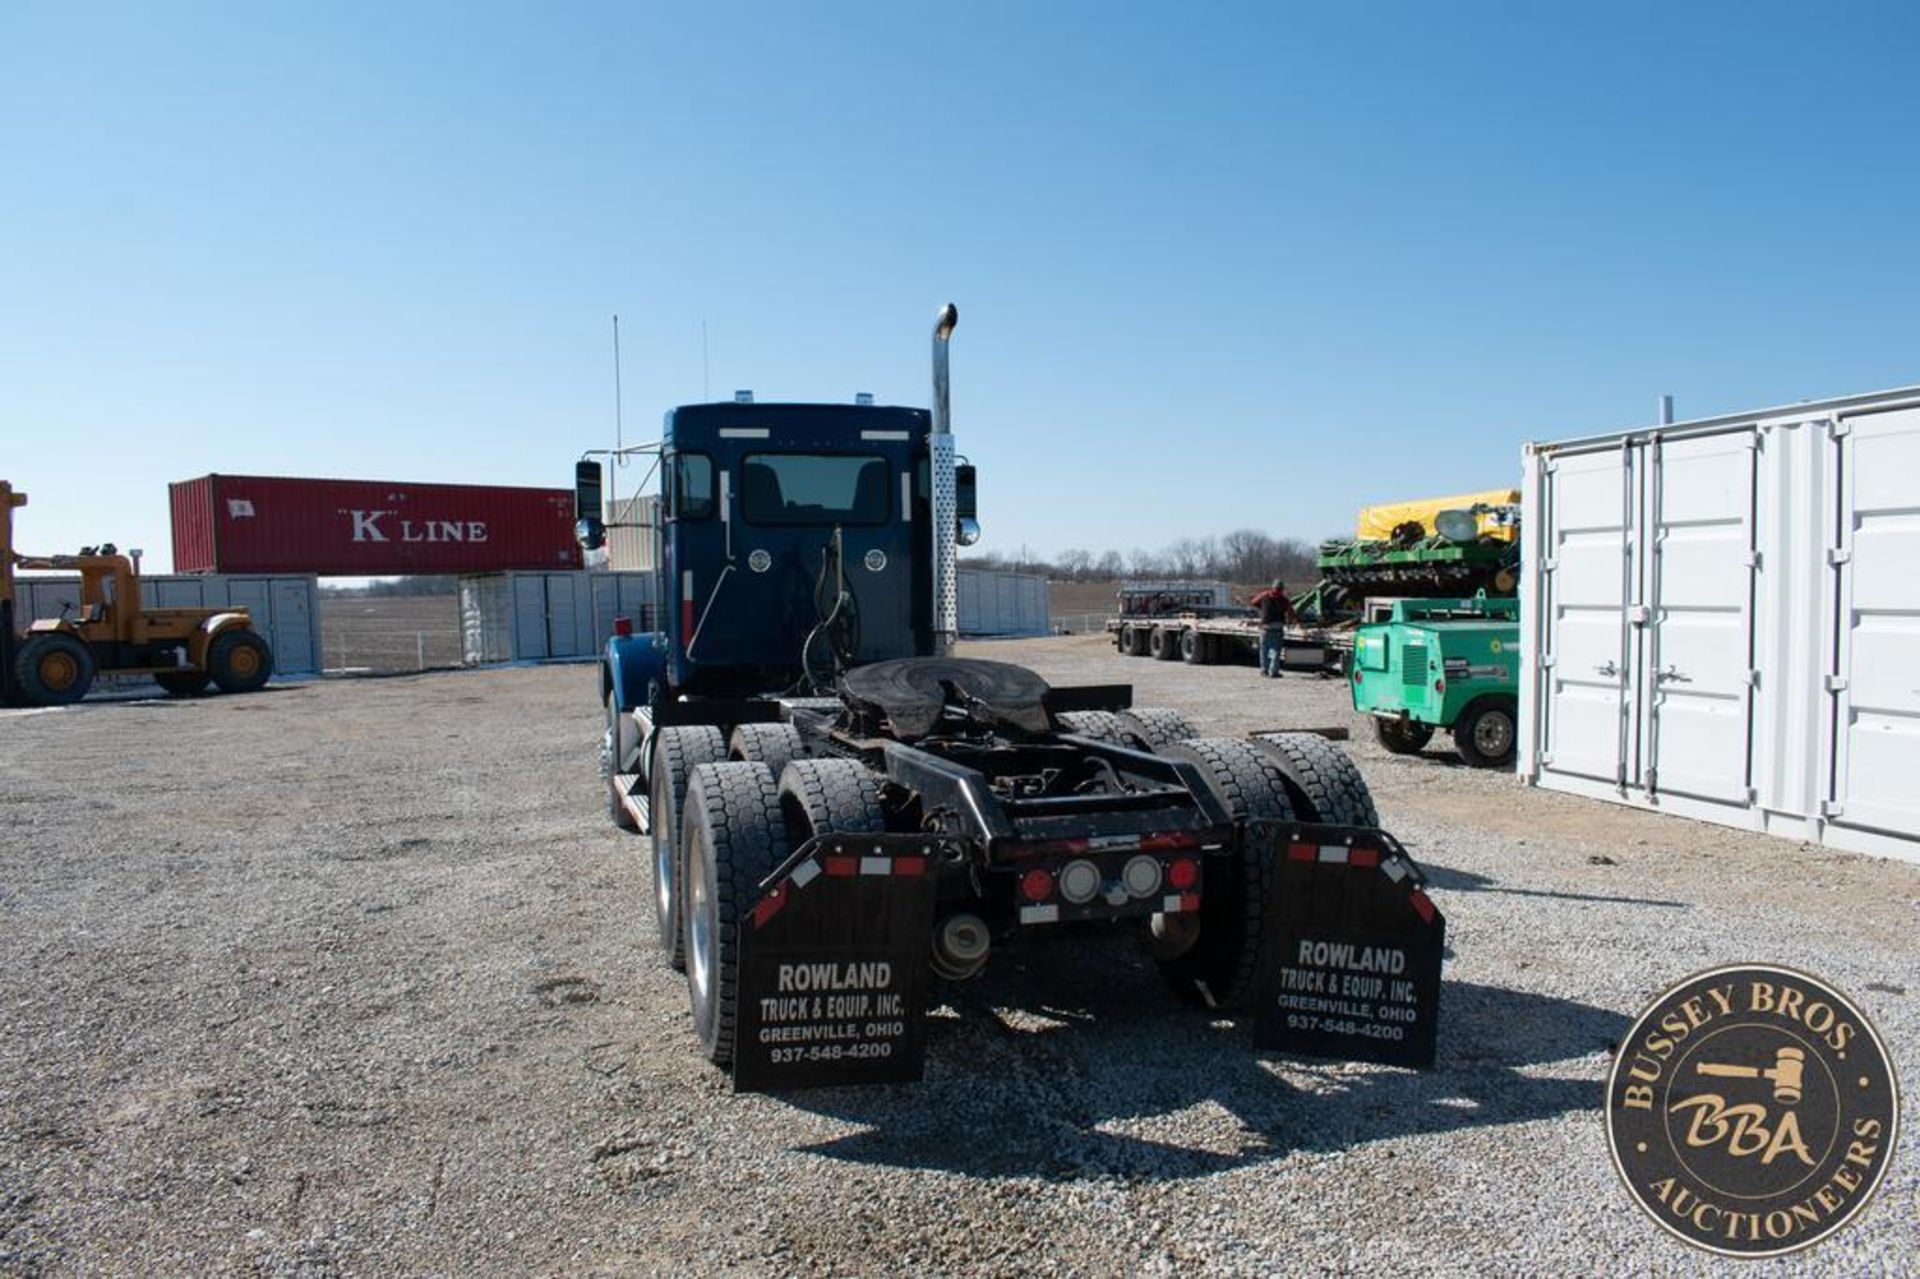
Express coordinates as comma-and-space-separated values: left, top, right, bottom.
1019, 868, 1053, 902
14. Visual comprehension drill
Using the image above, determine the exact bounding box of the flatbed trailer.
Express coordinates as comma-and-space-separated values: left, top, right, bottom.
1104, 610, 1356, 674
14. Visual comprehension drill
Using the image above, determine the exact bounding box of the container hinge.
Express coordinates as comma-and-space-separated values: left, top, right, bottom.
1540, 654, 1557, 669
1628, 604, 1651, 625
1541, 752, 1554, 766
1820, 799, 1845, 818
1831, 420, 1853, 439
1745, 786, 1759, 805
1823, 675, 1849, 693
1744, 550, 1761, 569
1541, 557, 1558, 572
1745, 669, 1759, 688
1826, 548, 1851, 567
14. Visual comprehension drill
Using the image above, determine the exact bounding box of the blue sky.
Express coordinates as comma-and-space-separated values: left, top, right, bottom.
3, 3, 1917, 572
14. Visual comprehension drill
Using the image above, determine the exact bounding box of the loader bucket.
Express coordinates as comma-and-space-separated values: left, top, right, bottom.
731, 835, 942, 1092
1247, 822, 1446, 1068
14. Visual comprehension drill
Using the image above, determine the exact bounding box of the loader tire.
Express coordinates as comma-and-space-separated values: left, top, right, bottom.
649, 725, 726, 969
14, 632, 94, 706
208, 630, 273, 693
1122, 706, 1197, 751
605, 691, 640, 832
682, 762, 786, 1068
1055, 710, 1131, 745
1373, 716, 1435, 755
155, 670, 211, 698
778, 758, 888, 846
1157, 738, 1298, 1010
1148, 627, 1179, 661
729, 722, 804, 779
1251, 731, 1380, 827
1453, 695, 1517, 770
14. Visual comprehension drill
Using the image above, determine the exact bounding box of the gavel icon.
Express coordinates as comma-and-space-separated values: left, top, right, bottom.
1695, 1046, 1806, 1104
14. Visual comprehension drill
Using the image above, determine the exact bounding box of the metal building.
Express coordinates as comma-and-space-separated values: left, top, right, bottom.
1518, 385, 1920, 862
957, 569, 1051, 638
13, 573, 322, 676
460, 571, 657, 664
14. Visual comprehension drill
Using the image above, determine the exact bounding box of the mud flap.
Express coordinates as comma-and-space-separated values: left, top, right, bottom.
730, 835, 942, 1093
1247, 822, 1445, 1068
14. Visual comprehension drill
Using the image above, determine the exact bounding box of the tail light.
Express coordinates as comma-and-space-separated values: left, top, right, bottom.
1019, 869, 1053, 902
1167, 857, 1199, 891
613, 616, 634, 638
1058, 860, 1101, 904
1122, 855, 1162, 899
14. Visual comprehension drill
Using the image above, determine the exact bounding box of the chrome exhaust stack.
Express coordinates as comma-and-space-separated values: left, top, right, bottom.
929, 303, 960, 655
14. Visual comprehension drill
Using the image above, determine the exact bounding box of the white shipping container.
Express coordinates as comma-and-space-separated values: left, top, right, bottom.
460, 571, 657, 664
957, 569, 1051, 637
13, 573, 321, 676
1519, 384, 1920, 862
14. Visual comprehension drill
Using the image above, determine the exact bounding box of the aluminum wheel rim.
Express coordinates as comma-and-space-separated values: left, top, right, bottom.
686, 847, 713, 1002
1475, 711, 1513, 757
653, 786, 675, 925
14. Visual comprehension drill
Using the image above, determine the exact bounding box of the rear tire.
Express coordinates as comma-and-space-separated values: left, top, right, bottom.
1148, 627, 1179, 661
1122, 624, 1150, 657
14, 633, 94, 706
1454, 695, 1517, 769
1251, 731, 1380, 826
1157, 738, 1298, 1009
683, 762, 787, 1068
155, 670, 211, 698
778, 758, 888, 846
1373, 717, 1435, 755
1179, 628, 1204, 664
1122, 706, 1197, 750
729, 722, 804, 778
208, 630, 273, 693
648, 725, 726, 969
1055, 709, 1131, 745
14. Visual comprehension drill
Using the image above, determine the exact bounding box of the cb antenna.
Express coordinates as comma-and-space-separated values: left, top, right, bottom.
612, 314, 625, 465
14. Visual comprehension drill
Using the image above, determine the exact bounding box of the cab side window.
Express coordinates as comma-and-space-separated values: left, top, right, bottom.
672, 453, 715, 521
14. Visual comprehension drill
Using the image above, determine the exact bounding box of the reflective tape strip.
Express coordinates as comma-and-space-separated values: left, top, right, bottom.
1350, 846, 1380, 868
1318, 845, 1349, 865
749, 883, 788, 928
790, 859, 821, 888
1287, 842, 1316, 862
1019, 904, 1060, 924
1161, 895, 1183, 912
823, 856, 858, 877
1410, 889, 1436, 923
893, 856, 927, 877
859, 857, 890, 876
1383, 859, 1409, 882
1179, 892, 1200, 912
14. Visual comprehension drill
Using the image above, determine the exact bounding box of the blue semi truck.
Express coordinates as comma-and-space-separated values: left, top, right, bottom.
576, 305, 1447, 1091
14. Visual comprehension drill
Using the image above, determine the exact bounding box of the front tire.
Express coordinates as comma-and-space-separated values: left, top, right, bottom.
1454, 696, 1517, 769
208, 630, 273, 693
14, 633, 94, 706
605, 692, 640, 831
648, 725, 726, 969
683, 762, 787, 1068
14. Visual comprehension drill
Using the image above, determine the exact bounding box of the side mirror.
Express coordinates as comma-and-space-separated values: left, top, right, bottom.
954, 463, 980, 544
574, 460, 606, 550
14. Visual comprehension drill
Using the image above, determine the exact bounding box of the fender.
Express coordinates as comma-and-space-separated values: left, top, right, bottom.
188, 612, 252, 668
605, 630, 668, 715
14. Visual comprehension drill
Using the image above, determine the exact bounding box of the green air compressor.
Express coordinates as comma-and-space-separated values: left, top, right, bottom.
1350, 594, 1519, 768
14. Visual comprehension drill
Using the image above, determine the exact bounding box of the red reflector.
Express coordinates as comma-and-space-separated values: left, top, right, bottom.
1287, 841, 1316, 862
1019, 868, 1053, 902
613, 615, 634, 638
1410, 889, 1436, 923
823, 856, 858, 877
749, 882, 787, 928
1350, 846, 1380, 868
1167, 857, 1199, 890
1178, 892, 1201, 912
893, 856, 927, 877
1353, 669, 1363, 683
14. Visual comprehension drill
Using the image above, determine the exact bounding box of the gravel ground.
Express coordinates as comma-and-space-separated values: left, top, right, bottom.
2, 634, 1915, 1275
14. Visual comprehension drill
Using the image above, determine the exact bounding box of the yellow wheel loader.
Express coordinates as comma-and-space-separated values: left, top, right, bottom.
1, 482, 274, 707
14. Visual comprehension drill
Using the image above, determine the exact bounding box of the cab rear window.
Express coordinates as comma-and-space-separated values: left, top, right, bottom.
741, 454, 889, 525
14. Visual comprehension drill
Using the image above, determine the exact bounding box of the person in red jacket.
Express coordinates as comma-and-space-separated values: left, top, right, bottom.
1250, 580, 1296, 677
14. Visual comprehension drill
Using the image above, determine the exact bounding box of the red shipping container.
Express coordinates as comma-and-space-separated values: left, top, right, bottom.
170, 474, 583, 575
